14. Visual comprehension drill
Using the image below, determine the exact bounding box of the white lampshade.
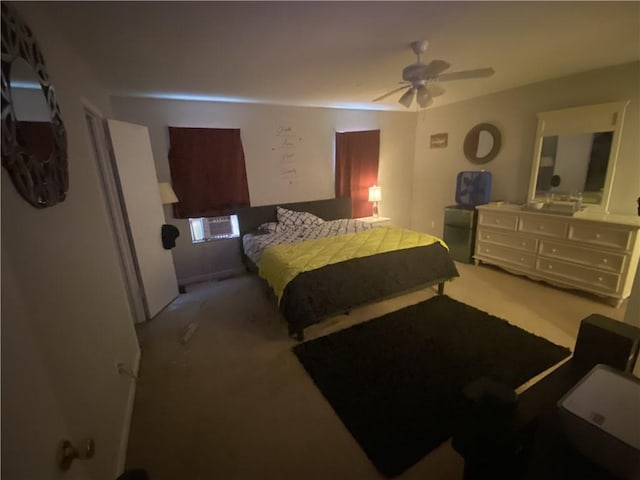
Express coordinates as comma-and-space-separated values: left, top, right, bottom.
368, 185, 381, 202
158, 182, 179, 204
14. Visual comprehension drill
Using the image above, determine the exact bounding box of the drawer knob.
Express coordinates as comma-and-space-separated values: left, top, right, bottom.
598, 276, 603, 282
551, 248, 557, 253
539, 225, 545, 231
487, 235, 491, 239
495, 219, 500, 224
603, 258, 608, 264
521, 242, 527, 246
485, 248, 490, 253
595, 233, 601, 239
520, 257, 525, 262
548, 265, 553, 270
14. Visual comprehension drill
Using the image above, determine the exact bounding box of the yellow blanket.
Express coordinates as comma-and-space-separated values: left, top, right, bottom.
258, 226, 447, 303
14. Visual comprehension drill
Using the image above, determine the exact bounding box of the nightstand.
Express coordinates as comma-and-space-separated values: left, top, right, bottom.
356, 216, 391, 227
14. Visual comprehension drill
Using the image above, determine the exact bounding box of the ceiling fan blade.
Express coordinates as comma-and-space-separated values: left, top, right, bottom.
373, 85, 409, 102
422, 60, 451, 78
398, 88, 415, 108
426, 83, 446, 97
418, 96, 433, 109
437, 67, 495, 82
416, 85, 432, 108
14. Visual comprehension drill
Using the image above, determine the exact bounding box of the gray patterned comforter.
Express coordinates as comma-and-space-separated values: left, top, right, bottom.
242, 219, 374, 264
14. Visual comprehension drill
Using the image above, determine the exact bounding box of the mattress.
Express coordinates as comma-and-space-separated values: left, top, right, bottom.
242, 218, 374, 264
259, 226, 448, 302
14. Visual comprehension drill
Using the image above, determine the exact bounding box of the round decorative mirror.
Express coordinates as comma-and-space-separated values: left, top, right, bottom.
1, 3, 68, 208
464, 123, 501, 164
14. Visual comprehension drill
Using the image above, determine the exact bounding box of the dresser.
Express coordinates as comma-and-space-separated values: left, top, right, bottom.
474, 204, 640, 306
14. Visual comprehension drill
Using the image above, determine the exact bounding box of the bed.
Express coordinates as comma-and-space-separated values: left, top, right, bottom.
235, 198, 459, 340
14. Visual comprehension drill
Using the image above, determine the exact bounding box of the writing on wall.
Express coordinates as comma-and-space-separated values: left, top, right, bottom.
272, 125, 302, 183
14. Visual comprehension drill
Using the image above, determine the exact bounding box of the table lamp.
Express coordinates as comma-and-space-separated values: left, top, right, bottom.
368, 185, 381, 217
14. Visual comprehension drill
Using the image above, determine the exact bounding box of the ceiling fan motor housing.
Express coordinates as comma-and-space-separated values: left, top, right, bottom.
402, 63, 427, 82
372, 39, 493, 109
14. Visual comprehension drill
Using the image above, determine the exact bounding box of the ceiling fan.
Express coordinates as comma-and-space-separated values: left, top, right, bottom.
373, 40, 495, 109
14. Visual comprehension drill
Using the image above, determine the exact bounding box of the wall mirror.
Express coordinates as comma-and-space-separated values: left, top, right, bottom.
464, 123, 501, 164
1, 3, 68, 208
527, 101, 629, 213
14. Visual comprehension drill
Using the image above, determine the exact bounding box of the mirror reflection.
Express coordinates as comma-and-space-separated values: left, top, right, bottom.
11, 58, 55, 162
527, 101, 628, 213
477, 130, 494, 158
535, 132, 613, 205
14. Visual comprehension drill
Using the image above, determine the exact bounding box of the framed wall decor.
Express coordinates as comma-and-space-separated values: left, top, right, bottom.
1, 3, 68, 208
430, 133, 448, 149
463, 123, 501, 164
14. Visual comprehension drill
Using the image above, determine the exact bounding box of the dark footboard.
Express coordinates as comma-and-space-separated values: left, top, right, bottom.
281, 243, 459, 341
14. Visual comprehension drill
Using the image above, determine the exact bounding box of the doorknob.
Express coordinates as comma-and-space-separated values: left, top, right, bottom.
57, 438, 95, 471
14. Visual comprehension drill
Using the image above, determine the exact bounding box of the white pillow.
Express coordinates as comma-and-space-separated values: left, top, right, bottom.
276, 206, 324, 227
257, 222, 289, 233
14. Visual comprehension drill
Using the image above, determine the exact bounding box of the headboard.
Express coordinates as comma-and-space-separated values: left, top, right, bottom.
234, 197, 352, 237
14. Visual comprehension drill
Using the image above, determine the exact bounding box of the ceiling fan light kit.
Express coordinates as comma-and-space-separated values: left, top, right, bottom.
398, 88, 415, 108
416, 84, 432, 108
374, 40, 495, 109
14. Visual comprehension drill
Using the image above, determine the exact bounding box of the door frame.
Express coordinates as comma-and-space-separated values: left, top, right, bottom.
83, 100, 147, 324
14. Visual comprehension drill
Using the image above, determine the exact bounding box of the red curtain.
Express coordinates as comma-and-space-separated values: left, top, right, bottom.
335, 130, 380, 218
168, 127, 250, 218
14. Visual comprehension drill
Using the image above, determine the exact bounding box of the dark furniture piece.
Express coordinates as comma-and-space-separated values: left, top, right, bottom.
443, 205, 477, 263
235, 197, 352, 238
452, 313, 640, 479
117, 469, 149, 480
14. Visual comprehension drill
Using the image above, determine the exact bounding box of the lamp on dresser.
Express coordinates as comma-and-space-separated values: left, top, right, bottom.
368, 185, 381, 217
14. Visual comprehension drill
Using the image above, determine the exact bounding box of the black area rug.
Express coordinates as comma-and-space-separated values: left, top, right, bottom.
293, 295, 571, 477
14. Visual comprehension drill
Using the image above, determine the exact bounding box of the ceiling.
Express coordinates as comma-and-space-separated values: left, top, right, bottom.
38, 1, 640, 111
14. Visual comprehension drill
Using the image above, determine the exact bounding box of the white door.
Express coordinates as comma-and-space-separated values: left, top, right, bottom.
86, 108, 147, 324
107, 119, 179, 318
1, 252, 89, 480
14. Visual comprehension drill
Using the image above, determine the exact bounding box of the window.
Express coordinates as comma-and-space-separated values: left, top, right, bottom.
335, 130, 380, 218
168, 127, 250, 218
188, 215, 240, 243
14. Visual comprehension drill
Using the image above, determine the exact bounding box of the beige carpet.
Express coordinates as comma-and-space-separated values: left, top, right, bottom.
126, 262, 628, 480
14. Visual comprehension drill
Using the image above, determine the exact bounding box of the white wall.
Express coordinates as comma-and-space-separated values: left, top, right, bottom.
1, 4, 140, 479
411, 62, 640, 236
110, 97, 417, 284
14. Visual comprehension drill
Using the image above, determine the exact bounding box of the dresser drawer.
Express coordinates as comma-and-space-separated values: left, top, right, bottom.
568, 223, 633, 250
476, 242, 536, 269
518, 216, 567, 238
478, 212, 518, 231
539, 240, 626, 273
478, 229, 538, 252
536, 258, 621, 294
